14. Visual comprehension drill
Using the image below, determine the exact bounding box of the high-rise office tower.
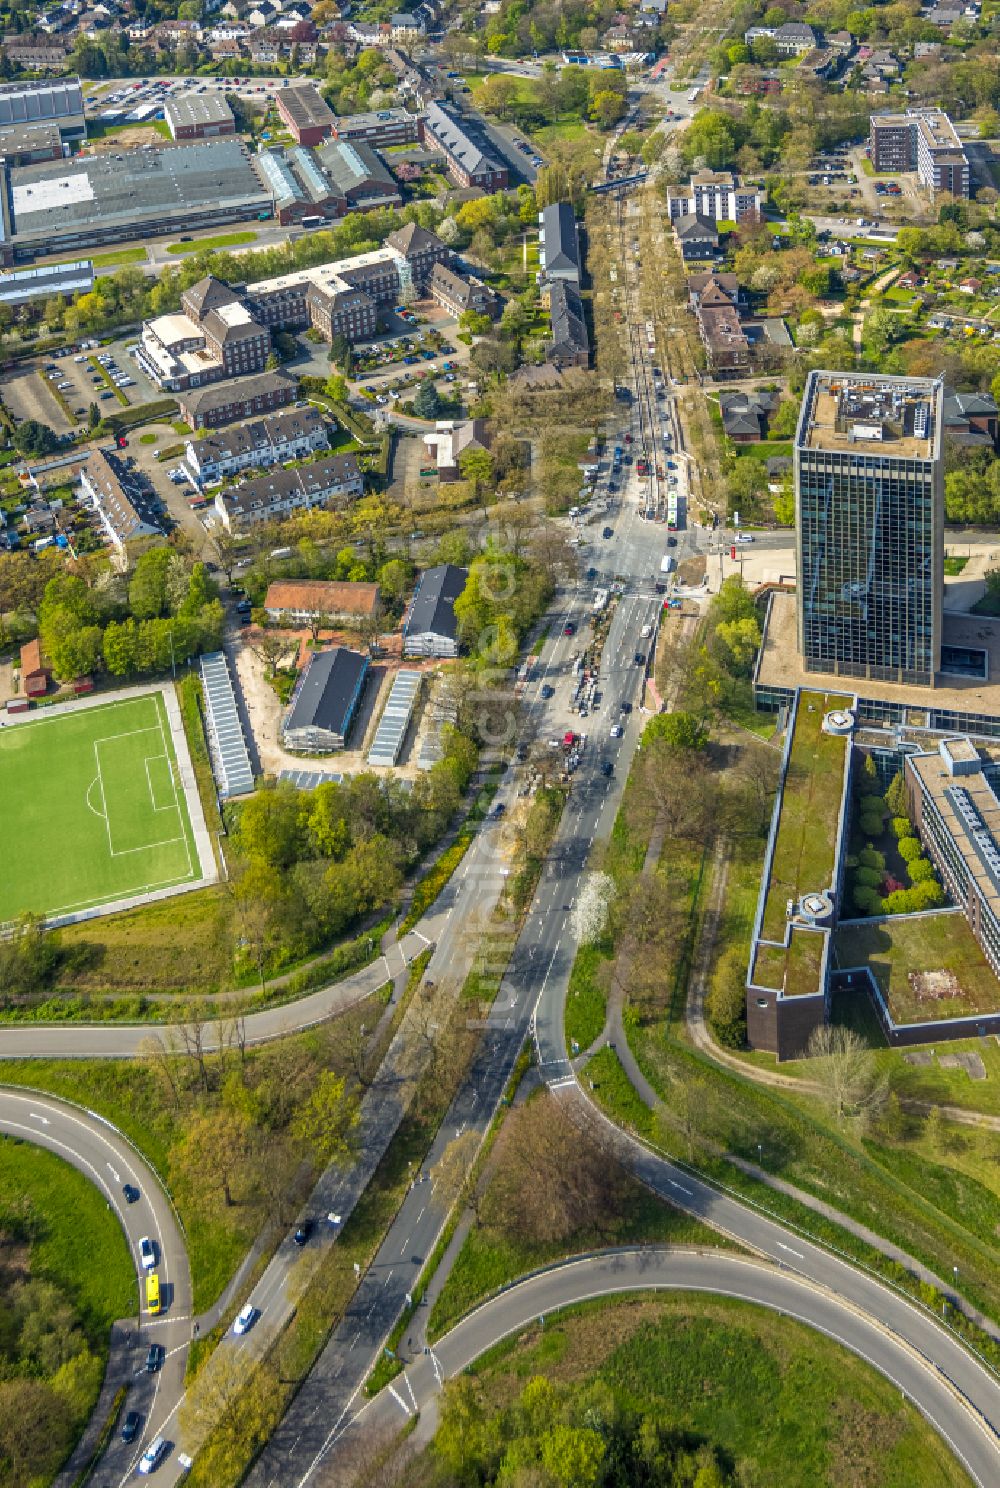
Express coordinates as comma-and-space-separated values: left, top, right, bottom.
794, 370, 944, 687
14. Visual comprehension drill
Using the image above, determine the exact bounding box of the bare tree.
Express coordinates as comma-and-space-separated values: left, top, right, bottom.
137, 1034, 182, 1109
807, 1025, 889, 1128
482, 1093, 628, 1244
175, 1001, 212, 1095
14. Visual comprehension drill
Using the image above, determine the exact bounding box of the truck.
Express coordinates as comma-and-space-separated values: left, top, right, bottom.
592, 588, 609, 613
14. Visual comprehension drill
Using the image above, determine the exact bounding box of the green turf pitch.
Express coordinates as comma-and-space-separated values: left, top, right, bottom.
0, 692, 200, 922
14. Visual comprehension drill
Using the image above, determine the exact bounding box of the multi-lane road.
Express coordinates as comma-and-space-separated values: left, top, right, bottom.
334, 1249, 1000, 1488
0, 1090, 191, 1482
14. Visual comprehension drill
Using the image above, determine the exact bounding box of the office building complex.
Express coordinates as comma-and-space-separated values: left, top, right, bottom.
794, 371, 944, 688
869, 109, 969, 198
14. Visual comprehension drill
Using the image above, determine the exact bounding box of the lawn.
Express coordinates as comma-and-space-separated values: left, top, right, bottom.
564, 940, 609, 1053
437, 1296, 971, 1488
944, 556, 970, 575
834, 912, 1000, 1025
427, 1192, 730, 1343
753, 926, 826, 997
0, 690, 204, 923
47, 246, 148, 268
760, 690, 849, 950
168, 231, 258, 255
0, 1135, 134, 1338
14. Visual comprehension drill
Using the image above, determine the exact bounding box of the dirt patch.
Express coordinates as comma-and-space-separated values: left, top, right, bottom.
939, 1051, 988, 1080
84, 127, 164, 154
907, 968, 962, 1003
678, 554, 706, 586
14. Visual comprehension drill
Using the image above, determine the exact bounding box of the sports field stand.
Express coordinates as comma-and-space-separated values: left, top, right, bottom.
199, 652, 254, 799
0, 683, 217, 926
367, 669, 421, 768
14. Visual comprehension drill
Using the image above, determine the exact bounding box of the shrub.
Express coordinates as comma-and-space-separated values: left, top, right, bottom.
909, 857, 936, 883
855, 866, 882, 888
858, 846, 885, 871
897, 836, 923, 863
852, 884, 882, 914
891, 817, 912, 840
882, 888, 914, 915
912, 879, 946, 910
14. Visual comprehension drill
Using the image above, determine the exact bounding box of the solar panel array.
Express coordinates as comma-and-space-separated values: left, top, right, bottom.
278, 768, 344, 790
199, 651, 254, 799
947, 784, 1000, 894
368, 669, 422, 768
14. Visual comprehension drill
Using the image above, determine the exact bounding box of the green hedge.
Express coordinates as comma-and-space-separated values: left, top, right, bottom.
105, 398, 179, 433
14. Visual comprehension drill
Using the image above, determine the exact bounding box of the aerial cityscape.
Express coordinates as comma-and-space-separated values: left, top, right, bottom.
5, 1, 1000, 1484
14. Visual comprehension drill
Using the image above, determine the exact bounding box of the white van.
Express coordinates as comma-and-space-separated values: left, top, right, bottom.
640, 623, 653, 640
138, 1436, 168, 1474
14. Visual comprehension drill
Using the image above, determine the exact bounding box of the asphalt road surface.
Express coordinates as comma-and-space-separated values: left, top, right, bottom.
336, 1249, 1000, 1488
0, 1090, 191, 1482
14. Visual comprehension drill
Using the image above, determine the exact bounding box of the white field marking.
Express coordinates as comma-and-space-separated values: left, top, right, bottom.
144, 753, 175, 813
110, 836, 185, 860
85, 775, 107, 821
39, 869, 199, 921
91, 740, 114, 858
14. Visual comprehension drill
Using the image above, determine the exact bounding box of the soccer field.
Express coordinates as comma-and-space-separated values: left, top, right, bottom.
0, 690, 205, 924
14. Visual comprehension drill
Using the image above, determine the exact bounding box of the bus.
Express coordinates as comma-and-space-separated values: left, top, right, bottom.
146, 1272, 160, 1316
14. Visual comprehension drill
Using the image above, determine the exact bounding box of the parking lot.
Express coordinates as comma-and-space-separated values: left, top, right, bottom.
3, 336, 159, 439
84, 74, 297, 126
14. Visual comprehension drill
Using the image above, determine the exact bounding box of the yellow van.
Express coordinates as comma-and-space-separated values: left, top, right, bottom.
145, 1272, 160, 1316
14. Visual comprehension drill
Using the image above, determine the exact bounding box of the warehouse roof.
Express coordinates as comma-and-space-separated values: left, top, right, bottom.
0, 77, 83, 127
315, 137, 398, 197
7, 139, 270, 247
404, 562, 467, 642
164, 92, 235, 133
285, 646, 368, 737
279, 84, 335, 134
0, 120, 61, 155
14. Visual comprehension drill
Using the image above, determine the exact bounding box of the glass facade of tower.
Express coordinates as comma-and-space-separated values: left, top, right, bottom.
795, 373, 943, 688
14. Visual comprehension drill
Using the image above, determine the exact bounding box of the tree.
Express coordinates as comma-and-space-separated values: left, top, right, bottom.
413, 380, 443, 420
102, 618, 139, 677
642, 710, 708, 752
807, 1024, 889, 1128
13, 420, 58, 457
705, 945, 747, 1048
570, 871, 616, 947
459, 308, 493, 337
129, 546, 174, 620
482, 1094, 627, 1245
589, 88, 626, 129
175, 1109, 255, 1209
459, 445, 494, 516
885, 770, 909, 820
87, 402, 100, 429
290, 1070, 359, 1166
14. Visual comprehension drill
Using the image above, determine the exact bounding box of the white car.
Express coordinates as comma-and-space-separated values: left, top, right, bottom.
137, 1436, 168, 1475
233, 1303, 257, 1336
138, 1236, 156, 1270
610, 724, 624, 738
735, 532, 755, 545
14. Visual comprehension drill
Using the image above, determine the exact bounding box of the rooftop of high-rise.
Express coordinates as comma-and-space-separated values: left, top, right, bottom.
797, 370, 941, 460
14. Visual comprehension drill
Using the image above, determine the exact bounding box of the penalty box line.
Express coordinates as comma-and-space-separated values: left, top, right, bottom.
93, 721, 185, 860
